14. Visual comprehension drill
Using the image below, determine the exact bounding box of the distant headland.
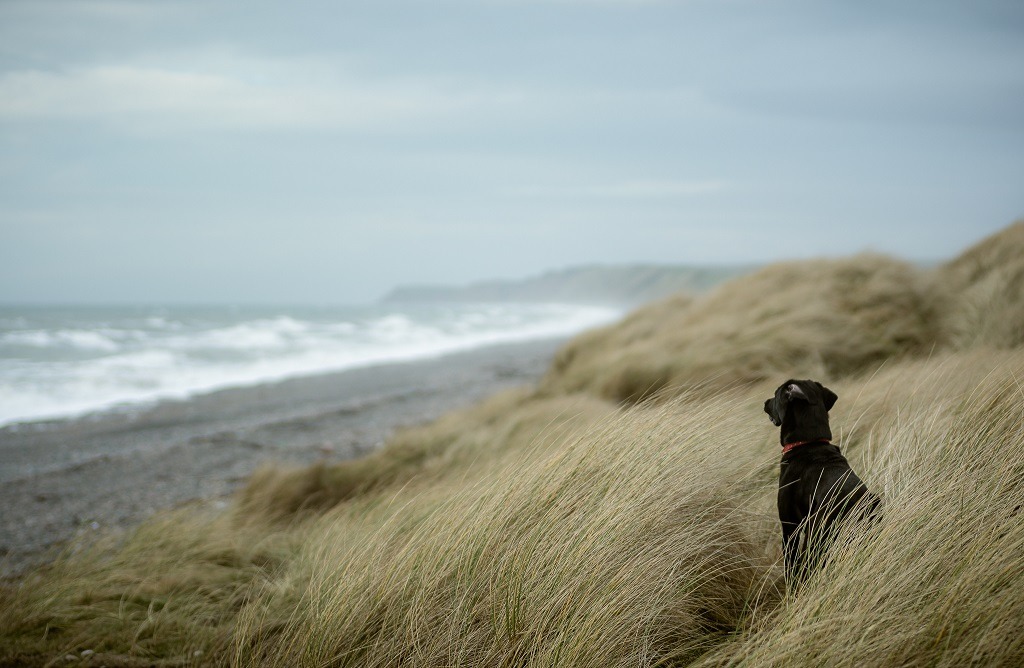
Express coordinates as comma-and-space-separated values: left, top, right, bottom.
380, 264, 757, 306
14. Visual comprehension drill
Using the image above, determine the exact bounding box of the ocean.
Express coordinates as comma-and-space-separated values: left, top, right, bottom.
0, 302, 621, 427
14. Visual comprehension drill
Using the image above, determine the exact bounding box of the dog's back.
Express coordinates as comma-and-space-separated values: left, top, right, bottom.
765, 380, 880, 586
779, 444, 879, 558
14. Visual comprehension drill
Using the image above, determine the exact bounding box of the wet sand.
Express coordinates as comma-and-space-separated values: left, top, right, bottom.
0, 338, 562, 577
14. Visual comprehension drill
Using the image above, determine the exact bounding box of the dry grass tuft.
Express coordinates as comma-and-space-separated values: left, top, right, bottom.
0, 510, 298, 666
235, 390, 614, 522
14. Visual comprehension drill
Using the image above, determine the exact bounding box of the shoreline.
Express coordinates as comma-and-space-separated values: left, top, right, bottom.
0, 337, 565, 577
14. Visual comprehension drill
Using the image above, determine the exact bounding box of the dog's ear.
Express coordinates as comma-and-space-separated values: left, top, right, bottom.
764, 398, 782, 426
816, 382, 838, 411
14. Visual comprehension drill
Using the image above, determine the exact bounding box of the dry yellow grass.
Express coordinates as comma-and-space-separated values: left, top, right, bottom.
939, 220, 1024, 349
696, 351, 1024, 667
233, 391, 779, 667
2, 221, 1023, 667
540, 254, 945, 404
235, 389, 615, 522
0, 508, 298, 666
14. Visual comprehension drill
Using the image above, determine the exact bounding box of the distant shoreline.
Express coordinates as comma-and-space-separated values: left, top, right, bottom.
0, 336, 565, 577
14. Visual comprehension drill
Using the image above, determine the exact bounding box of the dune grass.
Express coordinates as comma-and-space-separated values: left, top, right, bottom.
231, 389, 780, 667
225, 351, 1024, 668
235, 389, 616, 522
540, 254, 946, 404
939, 220, 1024, 350
2, 221, 1023, 667
696, 353, 1024, 667
0, 508, 298, 666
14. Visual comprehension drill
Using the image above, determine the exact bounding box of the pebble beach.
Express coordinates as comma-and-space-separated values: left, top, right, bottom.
0, 338, 563, 577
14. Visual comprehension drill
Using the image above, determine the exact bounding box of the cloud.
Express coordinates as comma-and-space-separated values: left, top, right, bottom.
0, 50, 724, 137
0, 60, 528, 132
505, 179, 728, 199
469, 0, 686, 5
2, 0, 177, 20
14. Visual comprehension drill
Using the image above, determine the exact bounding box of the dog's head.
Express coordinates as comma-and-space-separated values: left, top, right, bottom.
764, 379, 837, 445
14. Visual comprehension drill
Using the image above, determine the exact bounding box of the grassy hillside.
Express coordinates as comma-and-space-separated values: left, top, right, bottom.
539, 254, 945, 404
938, 220, 1024, 349
2, 222, 1023, 667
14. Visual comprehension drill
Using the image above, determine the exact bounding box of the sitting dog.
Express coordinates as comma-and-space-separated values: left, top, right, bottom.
764, 379, 880, 586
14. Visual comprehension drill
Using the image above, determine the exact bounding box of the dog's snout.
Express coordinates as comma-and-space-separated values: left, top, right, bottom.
764, 398, 782, 426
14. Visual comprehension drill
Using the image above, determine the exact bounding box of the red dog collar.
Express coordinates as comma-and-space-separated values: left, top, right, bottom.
782, 439, 830, 455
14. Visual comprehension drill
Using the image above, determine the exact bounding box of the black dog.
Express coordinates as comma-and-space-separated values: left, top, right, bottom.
764, 379, 879, 586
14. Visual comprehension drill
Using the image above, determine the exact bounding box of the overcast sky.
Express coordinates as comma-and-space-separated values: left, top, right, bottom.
1, 0, 1021, 304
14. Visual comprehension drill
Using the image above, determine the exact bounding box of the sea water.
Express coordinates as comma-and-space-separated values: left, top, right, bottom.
0, 303, 621, 427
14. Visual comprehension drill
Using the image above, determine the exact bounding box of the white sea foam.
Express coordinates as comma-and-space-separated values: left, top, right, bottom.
2, 329, 122, 352
0, 303, 621, 426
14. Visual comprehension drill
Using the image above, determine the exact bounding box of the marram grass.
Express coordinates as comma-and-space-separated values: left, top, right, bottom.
696, 359, 1024, 667
232, 391, 780, 667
